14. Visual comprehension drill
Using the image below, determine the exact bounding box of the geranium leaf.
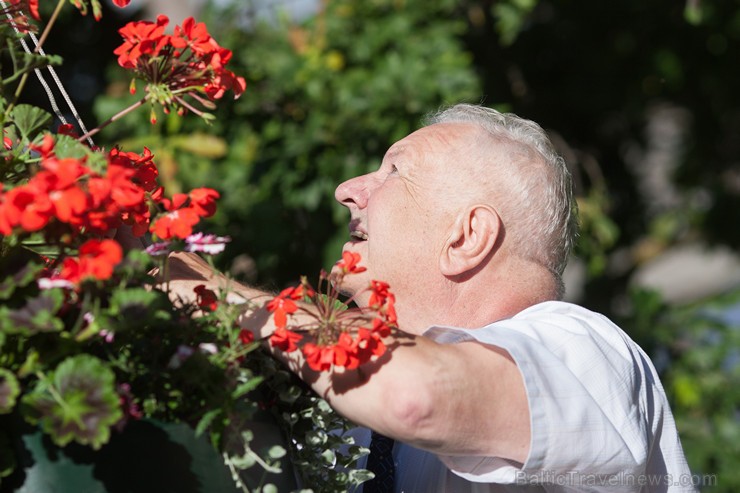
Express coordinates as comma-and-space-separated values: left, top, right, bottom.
52, 134, 108, 173
10, 105, 52, 142
0, 263, 44, 300
21, 355, 123, 449
107, 287, 170, 331
0, 290, 64, 335
0, 369, 20, 414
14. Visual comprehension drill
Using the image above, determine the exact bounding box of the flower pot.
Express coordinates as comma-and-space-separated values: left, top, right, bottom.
0, 417, 292, 493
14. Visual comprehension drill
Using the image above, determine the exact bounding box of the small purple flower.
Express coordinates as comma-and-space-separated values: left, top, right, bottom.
145, 241, 173, 256
185, 232, 230, 255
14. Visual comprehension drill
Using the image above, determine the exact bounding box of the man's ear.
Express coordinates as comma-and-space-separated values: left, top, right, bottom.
439, 205, 502, 277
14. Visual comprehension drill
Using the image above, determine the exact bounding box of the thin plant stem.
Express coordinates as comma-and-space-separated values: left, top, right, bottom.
77, 97, 147, 143
34, 0, 67, 54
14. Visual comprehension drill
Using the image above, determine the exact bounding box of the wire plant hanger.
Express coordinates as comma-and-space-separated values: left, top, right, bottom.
1, 0, 96, 147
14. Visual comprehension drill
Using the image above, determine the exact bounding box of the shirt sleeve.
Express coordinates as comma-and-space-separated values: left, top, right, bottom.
424, 303, 658, 488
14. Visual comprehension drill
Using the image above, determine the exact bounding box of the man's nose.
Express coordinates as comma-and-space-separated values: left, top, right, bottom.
334, 174, 371, 209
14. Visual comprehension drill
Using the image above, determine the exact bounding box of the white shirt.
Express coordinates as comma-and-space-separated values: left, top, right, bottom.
354, 301, 696, 493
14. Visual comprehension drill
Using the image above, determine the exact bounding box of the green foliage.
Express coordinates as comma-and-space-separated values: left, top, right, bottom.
9, 104, 52, 141
0, 8, 313, 489
0, 369, 20, 414
98, 0, 480, 285
248, 350, 371, 492
83, 0, 739, 488
21, 354, 123, 449
0, 289, 64, 335
621, 288, 739, 490
492, 0, 538, 45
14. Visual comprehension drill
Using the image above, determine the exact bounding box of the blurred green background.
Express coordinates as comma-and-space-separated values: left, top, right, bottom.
32, 0, 740, 490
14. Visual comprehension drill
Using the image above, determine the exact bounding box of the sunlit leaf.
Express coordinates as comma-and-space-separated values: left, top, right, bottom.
0, 369, 20, 414
10, 105, 51, 141
21, 355, 123, 449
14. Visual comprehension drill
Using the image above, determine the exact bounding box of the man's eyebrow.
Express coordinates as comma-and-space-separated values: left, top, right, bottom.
383, 146, 405, 162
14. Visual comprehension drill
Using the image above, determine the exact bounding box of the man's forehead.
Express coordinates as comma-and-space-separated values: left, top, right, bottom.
382, 123, 485, 165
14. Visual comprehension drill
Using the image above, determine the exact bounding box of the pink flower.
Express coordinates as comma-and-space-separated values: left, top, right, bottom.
185, 232, 230, 254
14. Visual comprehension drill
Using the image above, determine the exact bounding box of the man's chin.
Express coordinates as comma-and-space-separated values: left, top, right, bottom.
332, 272, 370, 306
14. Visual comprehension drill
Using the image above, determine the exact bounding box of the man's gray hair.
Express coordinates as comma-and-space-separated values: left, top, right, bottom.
424, 104, 578, 298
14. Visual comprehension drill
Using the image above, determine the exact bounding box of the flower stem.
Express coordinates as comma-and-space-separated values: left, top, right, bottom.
77, 97, 147, 143
35, 0, 67, 55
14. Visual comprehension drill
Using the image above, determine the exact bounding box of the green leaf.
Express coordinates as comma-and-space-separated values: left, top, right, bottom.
267, 445, 286, 459
21, 355, 123, 449
348, 468, 374, 483
0, 262, 44, 300
232, 376, 264, 399
0, 369, 20, 414
320, 448, 335, 464
0, 290, 64, 335
19, 233, 63, 258
10, 105, 52, 141
109, 286, 162, 317
52, 134, 108, 173
194, 408, 222, 437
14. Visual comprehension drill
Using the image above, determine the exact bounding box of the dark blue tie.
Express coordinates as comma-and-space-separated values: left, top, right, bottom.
364, 431, 396, 493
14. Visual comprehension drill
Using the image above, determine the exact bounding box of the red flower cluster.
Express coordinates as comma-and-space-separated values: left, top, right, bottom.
0, 136, 159, 238
0, 134, 220, 246
265, 254, 397, 372
1, 133, 222, 291
57, 238, 123, 284
150, 188, 219, 240
114, 15, 246, 120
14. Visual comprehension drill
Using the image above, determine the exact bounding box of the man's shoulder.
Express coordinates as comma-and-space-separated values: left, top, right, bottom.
425, 300, 642, 373
425, 301, 620, 341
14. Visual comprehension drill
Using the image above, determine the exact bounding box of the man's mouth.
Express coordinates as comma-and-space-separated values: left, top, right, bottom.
348, 218, 368, 242
350, 230, 368, 241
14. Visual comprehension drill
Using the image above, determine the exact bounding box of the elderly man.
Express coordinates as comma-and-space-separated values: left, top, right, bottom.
170, 104, 695, 492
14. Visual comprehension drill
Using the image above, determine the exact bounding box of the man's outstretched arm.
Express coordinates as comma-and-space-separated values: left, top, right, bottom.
165, 251, 531, 464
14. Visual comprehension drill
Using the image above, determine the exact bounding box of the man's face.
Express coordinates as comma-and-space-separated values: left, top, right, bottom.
334, 123, 476, 319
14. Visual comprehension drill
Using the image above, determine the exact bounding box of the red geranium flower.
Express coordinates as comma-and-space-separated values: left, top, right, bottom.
58, 239, 123, 285
303, 343, 335, 372
269, 327, 302, 353
150, 208, 201, 240
238, 329, 254, 345
188, 188, 219, 217
336, 251, 366, 274
266, 287, 300, 328
114, 15, 245, 123
79, 238, 123, 280
194, 284, 218, 311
